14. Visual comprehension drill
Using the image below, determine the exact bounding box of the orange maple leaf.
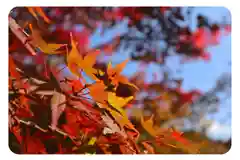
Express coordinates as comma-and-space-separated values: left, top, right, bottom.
67, 33, 100, 80
106, 60, 139, 90
28, 23, 66, 54
140, 115, 160, 137
66, 33, 83, 77
27, 7, 51, 24
88, 82, 108, 104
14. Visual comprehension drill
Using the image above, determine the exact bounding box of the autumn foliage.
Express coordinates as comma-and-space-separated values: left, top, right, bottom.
9, 7, 231, 154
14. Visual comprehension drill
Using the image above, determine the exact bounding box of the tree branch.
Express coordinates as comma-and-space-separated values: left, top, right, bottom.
9, 16, 37, 56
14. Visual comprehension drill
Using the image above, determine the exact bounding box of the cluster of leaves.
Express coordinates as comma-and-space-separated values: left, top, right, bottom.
9, 7, 231, 154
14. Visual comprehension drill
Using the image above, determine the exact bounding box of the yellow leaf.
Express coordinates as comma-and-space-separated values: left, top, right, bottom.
98, 70, 105, 76
88, 137, 97, 145
108, 92, 133, 113
140, 115, 159, 137
109, 107, 133, 129
97, 101, 134, 130
90, 85, 133, 117
107, 61, 112, 70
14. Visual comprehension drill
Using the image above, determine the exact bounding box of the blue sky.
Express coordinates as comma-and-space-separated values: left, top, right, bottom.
190, 7, 231, 141
66, 7, 231, 141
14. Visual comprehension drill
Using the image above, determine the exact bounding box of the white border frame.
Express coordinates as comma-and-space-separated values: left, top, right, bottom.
2, 0, 237, 160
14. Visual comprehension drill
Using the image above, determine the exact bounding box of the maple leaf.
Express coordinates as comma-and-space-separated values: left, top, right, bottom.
109, 107, 132, 129
106, 60, 139, 90
66, 33, 83, 77
76, 50, 100, 80
107, 59, 128, 77
89, 82, 136, 135
140, 115, 158, 137
27, 7, 51, 24
140, 115, 166, 137
98, 102, 135, 133
67, 33, 100, 79
88, 79, 138, 134
88, 82, 108, 104
28, 23, 65, 54
88, 81, 134, 118
67, 79, 85, 94
108, 92, 133, 114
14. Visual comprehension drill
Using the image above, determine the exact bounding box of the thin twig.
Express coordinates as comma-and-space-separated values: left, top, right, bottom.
9, 16, 37, 56
12, 114, 77, 141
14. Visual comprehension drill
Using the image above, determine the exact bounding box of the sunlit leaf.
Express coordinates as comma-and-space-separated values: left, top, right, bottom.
107, 59, 129, 76
109, 108, 132, 129
140, 115, 164, 137
27, 7, 51, 24
76, 50, 100, 80
108, 92, 133, 113
88, 82, 108, 104
66, 33, 83, 77
106, 60, 139, 90
67, 33, 100, 79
